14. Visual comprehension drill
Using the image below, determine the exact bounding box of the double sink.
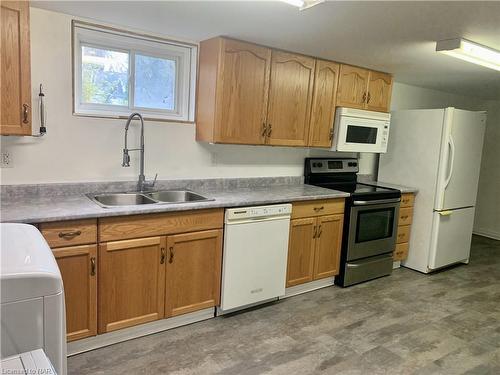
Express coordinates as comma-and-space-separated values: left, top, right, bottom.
88, 190, 213, 208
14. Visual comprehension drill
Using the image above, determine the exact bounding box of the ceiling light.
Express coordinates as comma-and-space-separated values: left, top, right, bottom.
280, 0, 325, 11
436, 38, 500, 72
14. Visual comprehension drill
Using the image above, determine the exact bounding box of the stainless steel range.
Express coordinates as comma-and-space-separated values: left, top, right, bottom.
304, 158, 401, 287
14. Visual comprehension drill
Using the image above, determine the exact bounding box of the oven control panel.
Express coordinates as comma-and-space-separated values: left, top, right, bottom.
308, 159, 359, 174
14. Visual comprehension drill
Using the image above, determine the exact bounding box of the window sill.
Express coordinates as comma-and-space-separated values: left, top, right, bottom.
72, 112, 195, 124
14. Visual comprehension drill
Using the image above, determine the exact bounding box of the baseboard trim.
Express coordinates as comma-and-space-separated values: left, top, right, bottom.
67, 308, 215, 356
473, 229, 500, 241
281, 277, 335, 299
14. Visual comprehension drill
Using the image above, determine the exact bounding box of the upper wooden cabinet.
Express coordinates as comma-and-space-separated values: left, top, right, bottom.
197, 37, 393, 148
366, 71, 393, 112
336, 64, 392, 112
308, 60, 340, 148
197, 38, 271, 144
336, 65, 369, 110
197, 38, 316, 146
266, 51, 315, 146
1, 1, 31, 136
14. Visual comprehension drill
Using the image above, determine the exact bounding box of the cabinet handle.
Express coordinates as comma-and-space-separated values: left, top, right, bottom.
317, 225, 322, 238
313, 225, 317, 239
261, 122, 268, 137
401, 215, 409, 220
267, 124, 272, 137
160, 247, 166, 264
362, 92, 367, 103
367, 92, 371, 104
58, 230, 81, 239
169, 247, 174, 263
90, 257, 96, 276
22, 104, 30, 124
329, 128, 334, 140
313, 206, 324, 212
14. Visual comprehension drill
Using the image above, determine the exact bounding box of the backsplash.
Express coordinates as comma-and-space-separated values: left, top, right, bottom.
0, 176, 304, 199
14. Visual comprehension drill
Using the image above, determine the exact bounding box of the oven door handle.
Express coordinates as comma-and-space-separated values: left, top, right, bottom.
353, 198, 401, 206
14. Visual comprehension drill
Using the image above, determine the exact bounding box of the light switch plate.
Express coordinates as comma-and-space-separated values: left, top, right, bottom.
0, 152, 13, 168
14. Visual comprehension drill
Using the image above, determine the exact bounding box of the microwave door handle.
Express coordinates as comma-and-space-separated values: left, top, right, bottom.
444, 136, 455, 189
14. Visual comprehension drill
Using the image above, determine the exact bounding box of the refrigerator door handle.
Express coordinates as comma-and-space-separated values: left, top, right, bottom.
444, 136, 456, 189
438, 210, 453, 216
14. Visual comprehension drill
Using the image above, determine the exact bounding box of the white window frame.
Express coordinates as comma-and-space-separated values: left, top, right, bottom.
72, 21, 197, 122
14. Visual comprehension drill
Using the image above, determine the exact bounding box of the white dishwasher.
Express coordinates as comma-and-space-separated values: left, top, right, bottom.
219, 204, 292, 314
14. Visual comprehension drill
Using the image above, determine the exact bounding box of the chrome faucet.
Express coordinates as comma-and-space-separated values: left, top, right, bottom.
122, 112, 157, 192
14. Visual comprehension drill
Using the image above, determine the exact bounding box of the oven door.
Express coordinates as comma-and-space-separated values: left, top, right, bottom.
335, 116, 389, 153
346, 199, 400, 261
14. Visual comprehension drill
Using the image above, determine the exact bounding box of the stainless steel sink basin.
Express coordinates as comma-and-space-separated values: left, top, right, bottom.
90, 193, 157, 207
87, 190, 213, 208
145, 190, 209, 203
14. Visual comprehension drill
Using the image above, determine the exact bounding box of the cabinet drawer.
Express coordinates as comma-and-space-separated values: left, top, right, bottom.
393, 242, 409, 261
292, 199, 344, 219
40, 219, 97, 248
396, 225, 411, 244
398, 207, 413, 226
400, 193, 415, 208
99, 209, 224, 242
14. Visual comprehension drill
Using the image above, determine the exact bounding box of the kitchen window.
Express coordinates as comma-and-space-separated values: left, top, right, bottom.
73, 21, 197, 122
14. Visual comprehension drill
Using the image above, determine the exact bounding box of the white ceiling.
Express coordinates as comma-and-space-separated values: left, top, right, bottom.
33, 1, 500, 100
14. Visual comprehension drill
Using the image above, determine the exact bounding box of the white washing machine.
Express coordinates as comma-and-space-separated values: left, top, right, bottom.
1, 223, 67, 375
1, 349, 56, 374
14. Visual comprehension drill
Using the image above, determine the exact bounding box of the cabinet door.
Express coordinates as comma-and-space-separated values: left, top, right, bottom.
336, 65, 369, 109
215, 39, 271, 144
1, 1, 31, 135
165, 229, 222, 317
313, 214, 344, 280
366, 71, 393, 112
53, 245, 97, 342
286, 218, 316, 287
266, 51, 315, 146
308, 60, 339, 148
98, 237, 166, 333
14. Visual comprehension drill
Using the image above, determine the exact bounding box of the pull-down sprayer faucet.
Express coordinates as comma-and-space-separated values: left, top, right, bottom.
122, 112, 157, 192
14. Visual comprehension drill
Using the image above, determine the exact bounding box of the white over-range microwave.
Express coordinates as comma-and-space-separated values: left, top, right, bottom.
331, 107, 391, 153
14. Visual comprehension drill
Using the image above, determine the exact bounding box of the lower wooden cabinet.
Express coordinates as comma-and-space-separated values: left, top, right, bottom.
53, 244, 97, 342
286, 218, 316, 287
98, 237, 166, 333
98, 229, 224, 332
286, 212, 344, 287
165, 229, 223, 317
313, 215, 343, 280
393, 193, 415, 261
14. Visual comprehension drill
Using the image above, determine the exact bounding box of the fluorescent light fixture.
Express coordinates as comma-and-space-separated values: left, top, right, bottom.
281, 0, 305, 7
436, 38, 500, 72
280, 0, 325, 10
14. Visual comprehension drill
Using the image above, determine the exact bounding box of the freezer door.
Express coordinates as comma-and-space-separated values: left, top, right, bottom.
435, 109, 486, 210
428, 207, 475, 270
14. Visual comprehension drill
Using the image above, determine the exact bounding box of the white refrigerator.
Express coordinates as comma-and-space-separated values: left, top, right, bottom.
379, 108, 486, 273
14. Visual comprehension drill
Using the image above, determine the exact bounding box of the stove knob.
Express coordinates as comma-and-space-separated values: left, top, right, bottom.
317, 162, 323, 168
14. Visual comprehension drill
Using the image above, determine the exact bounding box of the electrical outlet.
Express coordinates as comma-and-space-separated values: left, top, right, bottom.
0, 152, 13, 168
